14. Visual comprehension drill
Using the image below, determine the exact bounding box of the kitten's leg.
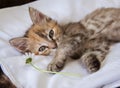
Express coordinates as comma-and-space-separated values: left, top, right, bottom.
81, 51, 106, 73
47, 48, 67, 72
47, 35, 83, 72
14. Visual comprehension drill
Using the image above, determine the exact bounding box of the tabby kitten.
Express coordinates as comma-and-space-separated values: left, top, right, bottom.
10, 7, 120, 73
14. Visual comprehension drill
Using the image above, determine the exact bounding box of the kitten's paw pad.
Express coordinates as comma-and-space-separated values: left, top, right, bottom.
47, 61, 64, 72
88, 58, 100, 73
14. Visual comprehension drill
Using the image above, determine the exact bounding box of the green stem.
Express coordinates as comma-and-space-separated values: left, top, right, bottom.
30, 63, 81, 77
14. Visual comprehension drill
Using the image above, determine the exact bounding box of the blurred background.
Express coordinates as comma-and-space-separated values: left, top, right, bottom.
0, 0, 36, 8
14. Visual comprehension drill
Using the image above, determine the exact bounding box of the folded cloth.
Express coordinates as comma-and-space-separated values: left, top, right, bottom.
0, 54, 88, 88
103, 80, 120, 88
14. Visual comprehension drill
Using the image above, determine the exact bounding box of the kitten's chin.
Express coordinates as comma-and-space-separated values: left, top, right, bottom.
49, 49, 56, 56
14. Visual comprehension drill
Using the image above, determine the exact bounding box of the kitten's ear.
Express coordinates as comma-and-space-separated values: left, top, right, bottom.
9, 37, 30, 53
29, 7, 52, 24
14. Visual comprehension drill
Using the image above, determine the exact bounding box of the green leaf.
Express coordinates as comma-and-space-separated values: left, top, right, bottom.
26, 57, 32, 64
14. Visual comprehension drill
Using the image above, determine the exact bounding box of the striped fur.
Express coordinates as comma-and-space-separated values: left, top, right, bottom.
10, 7, 120, 73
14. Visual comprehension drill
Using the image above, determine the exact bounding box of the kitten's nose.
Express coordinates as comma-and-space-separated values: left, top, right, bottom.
49, 42, 57, 49
52, 43, 57, 49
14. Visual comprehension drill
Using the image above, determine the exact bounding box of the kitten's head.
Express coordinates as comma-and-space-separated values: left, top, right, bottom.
9, 7, 63, 55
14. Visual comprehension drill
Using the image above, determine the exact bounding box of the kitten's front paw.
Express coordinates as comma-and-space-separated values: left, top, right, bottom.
47, 60, 65, 72
87, 58, 100, 73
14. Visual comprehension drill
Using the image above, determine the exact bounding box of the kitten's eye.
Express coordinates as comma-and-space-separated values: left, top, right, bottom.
39, 46, 47, 52
49, 30, 54, 39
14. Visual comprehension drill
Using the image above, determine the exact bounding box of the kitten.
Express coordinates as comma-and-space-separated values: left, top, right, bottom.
10, 7, 120, 73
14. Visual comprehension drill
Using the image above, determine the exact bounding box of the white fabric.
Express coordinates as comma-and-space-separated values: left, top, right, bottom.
0, 0, 120, 88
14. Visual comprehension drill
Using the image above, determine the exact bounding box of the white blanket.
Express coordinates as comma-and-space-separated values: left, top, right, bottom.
0, 0, 120, 88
